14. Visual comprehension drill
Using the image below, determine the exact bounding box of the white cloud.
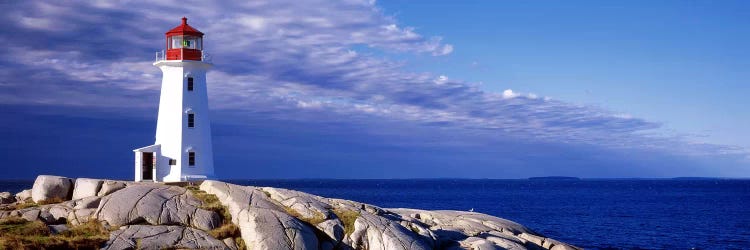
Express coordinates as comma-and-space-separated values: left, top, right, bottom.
434, 44, 453, 56
19, 16, 54, 30
297, 100, 323, 109
238, 16, 266, 30
434, 75, 449, 85
502, 89, 520, 99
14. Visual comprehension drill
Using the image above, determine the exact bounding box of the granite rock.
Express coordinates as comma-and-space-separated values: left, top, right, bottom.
97, 180, 127, 196
389, 208, 581, 250
71, 178, 103, 200
0, 192, 15, 204
95, 185, 220, 230
72, 196, 101, 209
103, 225, 228, 250
3, 176, 581, 250
223, 238, 239, 250
15, 189, 32, 202
31, 175, 74, 203
349, 212, 434, 250
200, 180, 319, 250
48, 224, 69, 234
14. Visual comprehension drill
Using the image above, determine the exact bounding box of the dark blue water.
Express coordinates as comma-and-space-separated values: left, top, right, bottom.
3, 179, 749, 249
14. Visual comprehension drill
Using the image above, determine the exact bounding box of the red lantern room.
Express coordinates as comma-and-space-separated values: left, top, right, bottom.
165, 17, 204, 61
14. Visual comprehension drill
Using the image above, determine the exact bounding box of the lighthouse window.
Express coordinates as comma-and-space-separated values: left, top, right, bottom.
169, 36, 202, 50
169, 159, 176, 165
170, 36, 182, 49
188, 113, 195, 128
188, 152, 195, 166
183, 37, 197, 49
187, 77, 194, 91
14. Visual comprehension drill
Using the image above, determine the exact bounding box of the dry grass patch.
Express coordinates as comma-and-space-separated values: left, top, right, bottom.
0, 218, 110, 249
186, 185, 244, 249
64, 220, 109, 238
0, 201, 38, 211
186, 186, 231, 221
303, 212, 328, 225
332, 208, 360, 236
261, 190, 272, 198
37, 197, 66, 205
0, 217, 49, 235
235, 237, 247, 250
283, 207, 327, 225
209, 223, 240, 239
0, 197, 64, 212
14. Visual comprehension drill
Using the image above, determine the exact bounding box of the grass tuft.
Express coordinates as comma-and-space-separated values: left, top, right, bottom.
208, 223, 241, 240
0, 217, 109, 249
186, 186, 232, 221
0, 217, 49, 235
283, 207, 327, 225
37, 197, 66, 205
261, 190, 272, 198
332, 208, 360, 236
0, 201, 39, 211
186, 186, 243, 249
235, 237, 247, 250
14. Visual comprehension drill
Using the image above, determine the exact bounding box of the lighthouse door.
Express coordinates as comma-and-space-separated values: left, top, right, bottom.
142, 152, 154, 180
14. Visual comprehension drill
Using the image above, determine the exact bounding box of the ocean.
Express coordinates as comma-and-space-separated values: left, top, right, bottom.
2, 179, 749, 249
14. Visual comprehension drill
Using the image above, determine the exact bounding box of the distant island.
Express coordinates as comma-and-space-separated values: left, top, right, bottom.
671, 177, 723, 180
528, 176, 581, 181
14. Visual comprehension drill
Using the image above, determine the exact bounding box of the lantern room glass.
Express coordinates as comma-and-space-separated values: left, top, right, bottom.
169, 36, 202, 50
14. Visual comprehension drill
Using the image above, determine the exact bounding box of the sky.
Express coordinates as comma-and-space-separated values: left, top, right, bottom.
0, 0, 748, 179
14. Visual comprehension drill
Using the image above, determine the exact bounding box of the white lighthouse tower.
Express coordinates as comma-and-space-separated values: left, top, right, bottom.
133, 17, 214, 182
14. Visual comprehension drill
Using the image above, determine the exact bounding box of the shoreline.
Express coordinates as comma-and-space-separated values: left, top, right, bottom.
1, 175, 580, 250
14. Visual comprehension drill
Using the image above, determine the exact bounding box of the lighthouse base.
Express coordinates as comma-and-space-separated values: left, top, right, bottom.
133, 144, 213, 182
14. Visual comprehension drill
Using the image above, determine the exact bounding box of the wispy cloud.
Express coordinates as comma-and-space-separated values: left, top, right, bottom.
0, 0, 746, 176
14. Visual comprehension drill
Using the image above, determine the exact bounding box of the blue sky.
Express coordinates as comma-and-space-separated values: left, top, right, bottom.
0, 1, 748, 179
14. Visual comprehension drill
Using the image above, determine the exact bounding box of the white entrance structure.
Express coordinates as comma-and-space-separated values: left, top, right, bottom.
134, 17, 215, 182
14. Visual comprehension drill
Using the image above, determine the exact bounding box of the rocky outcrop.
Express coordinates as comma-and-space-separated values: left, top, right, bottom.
104, 225, 228, 250
384, 209, 580, 250
0, 192, 15, 204
0, 199, 97, 226
31, 175, 74, 203
97, 180, 127, 196
350, 212, 434, 250
95, 184, 220, 231
15, 189, 31, 202
1, 176, 580, 250
200, 180, 319, 250
262, 187, 345, 246
71, 178, 103, 200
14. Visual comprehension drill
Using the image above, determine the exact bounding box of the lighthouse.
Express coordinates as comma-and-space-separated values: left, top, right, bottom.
133, 17, 215, 182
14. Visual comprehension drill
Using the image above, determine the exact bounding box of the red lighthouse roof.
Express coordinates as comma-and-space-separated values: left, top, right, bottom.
166, 17, 204, 37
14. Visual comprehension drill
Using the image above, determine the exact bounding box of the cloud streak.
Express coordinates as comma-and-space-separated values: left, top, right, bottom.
0, 0, 747, 177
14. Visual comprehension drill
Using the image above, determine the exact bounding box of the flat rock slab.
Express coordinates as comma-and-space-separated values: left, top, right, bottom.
262, 187, 331, 219
95, 185, 220, 231
389, 208, 581, 250
349, 212, 434, 250
104, 225, 228, 250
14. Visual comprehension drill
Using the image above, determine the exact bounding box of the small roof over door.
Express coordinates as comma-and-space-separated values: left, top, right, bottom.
133, 144, 161, 153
